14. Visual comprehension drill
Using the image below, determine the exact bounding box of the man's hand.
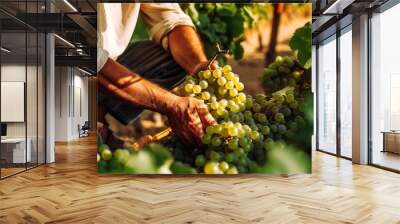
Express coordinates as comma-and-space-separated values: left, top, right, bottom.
165, 96, 216, 145
99, 59, 217, 145
192, 60, 219, 76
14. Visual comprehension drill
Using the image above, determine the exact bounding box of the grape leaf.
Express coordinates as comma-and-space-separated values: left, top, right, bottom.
212, 22, 227, 34
230, 40, 244, 60
289, 22, 312, 69
203, 29, 217, 43
227, 11, 245, 38
186, 4, 199, 23
216, 3, 237, 17
198, 14, 210, 29
182, 3, 260, 62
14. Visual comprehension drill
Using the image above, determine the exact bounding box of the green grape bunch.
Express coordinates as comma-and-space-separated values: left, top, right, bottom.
174, 58, 311, 174
97, 143, 179, 174
182, 65, 246, 119
175, 65, 274, 174
261, 55, 311, 147
262, 56, 311, 95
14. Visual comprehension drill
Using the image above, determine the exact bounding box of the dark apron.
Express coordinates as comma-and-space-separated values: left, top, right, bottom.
98, 41, 186, 125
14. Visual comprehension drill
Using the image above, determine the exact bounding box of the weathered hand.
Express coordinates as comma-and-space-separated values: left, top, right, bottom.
99, 59, 216, 146
191, 60, 219, 76
165, 96, 216, 145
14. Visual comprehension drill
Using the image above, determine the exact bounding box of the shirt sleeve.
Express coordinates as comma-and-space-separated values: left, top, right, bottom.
140, 3, 195, 50
97, 47, 109, 73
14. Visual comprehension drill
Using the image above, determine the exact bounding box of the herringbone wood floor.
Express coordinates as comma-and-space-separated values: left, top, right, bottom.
1, 136, 400, 224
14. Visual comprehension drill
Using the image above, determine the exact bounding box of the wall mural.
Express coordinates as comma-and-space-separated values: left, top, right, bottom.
97, 3, 312, 175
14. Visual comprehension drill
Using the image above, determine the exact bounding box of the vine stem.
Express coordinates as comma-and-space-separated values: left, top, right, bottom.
207, 43, 231, 69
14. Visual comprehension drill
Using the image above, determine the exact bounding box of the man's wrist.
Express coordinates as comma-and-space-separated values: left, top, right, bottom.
156, 93, 181, 115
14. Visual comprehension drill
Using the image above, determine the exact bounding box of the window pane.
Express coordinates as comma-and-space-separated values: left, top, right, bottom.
371, 3, 400, 171
312, 45, 317, 151
318, 37, 337, 154
340, 29, 352, 158
0, 0, 46, 178
27, 31, 38, 168
1, 31, 27, 177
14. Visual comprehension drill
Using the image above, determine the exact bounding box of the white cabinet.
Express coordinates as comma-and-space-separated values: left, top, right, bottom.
1, 138, 32, 163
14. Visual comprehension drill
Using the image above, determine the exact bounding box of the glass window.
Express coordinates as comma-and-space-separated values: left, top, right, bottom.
312, 45, 317, 151
317, 36, 337, 154
371, 3, 400, 171
1, 31, 28, 178
0, 0, 46, 179
27, 31, 38, 169
339, 27, 352, 158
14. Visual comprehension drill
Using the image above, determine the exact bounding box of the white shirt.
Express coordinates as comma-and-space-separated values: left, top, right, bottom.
97, 3, 194, 72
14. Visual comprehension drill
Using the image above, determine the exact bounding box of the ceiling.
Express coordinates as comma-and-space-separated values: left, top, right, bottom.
1, 32, 45, 64
0, 0, 96, 72
0, 0, 96, 14
312, 0, 391, 43
4, 0, 393, 71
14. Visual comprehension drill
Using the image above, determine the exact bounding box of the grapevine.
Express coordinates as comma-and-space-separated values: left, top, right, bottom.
160, 57, 310, 174
97, 22, 312, 174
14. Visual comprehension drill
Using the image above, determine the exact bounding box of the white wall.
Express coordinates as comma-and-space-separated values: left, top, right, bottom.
71, 73, 89, 138
54, 67, 89, 141
1, 65, 26, 139
1, 65, 35, 138
55, 66, 69, 141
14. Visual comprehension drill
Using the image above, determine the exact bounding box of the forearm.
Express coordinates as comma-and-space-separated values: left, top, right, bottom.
98, 58, 179, 114
168, 26, 208, 75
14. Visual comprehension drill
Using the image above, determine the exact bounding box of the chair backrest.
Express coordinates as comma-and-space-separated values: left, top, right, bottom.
82, 121, 90, 129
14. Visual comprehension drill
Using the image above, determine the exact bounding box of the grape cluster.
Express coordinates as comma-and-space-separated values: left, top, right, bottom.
97, 144, 130, 173
171, 58, 310, 174
182, 65, 246, 117
262, 56, 310, 95
176, 65, 272, 174
261, 56, 310, 143
97, 143, 176, 174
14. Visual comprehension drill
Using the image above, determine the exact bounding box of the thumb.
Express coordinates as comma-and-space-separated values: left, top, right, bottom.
196, 104, 217, 129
